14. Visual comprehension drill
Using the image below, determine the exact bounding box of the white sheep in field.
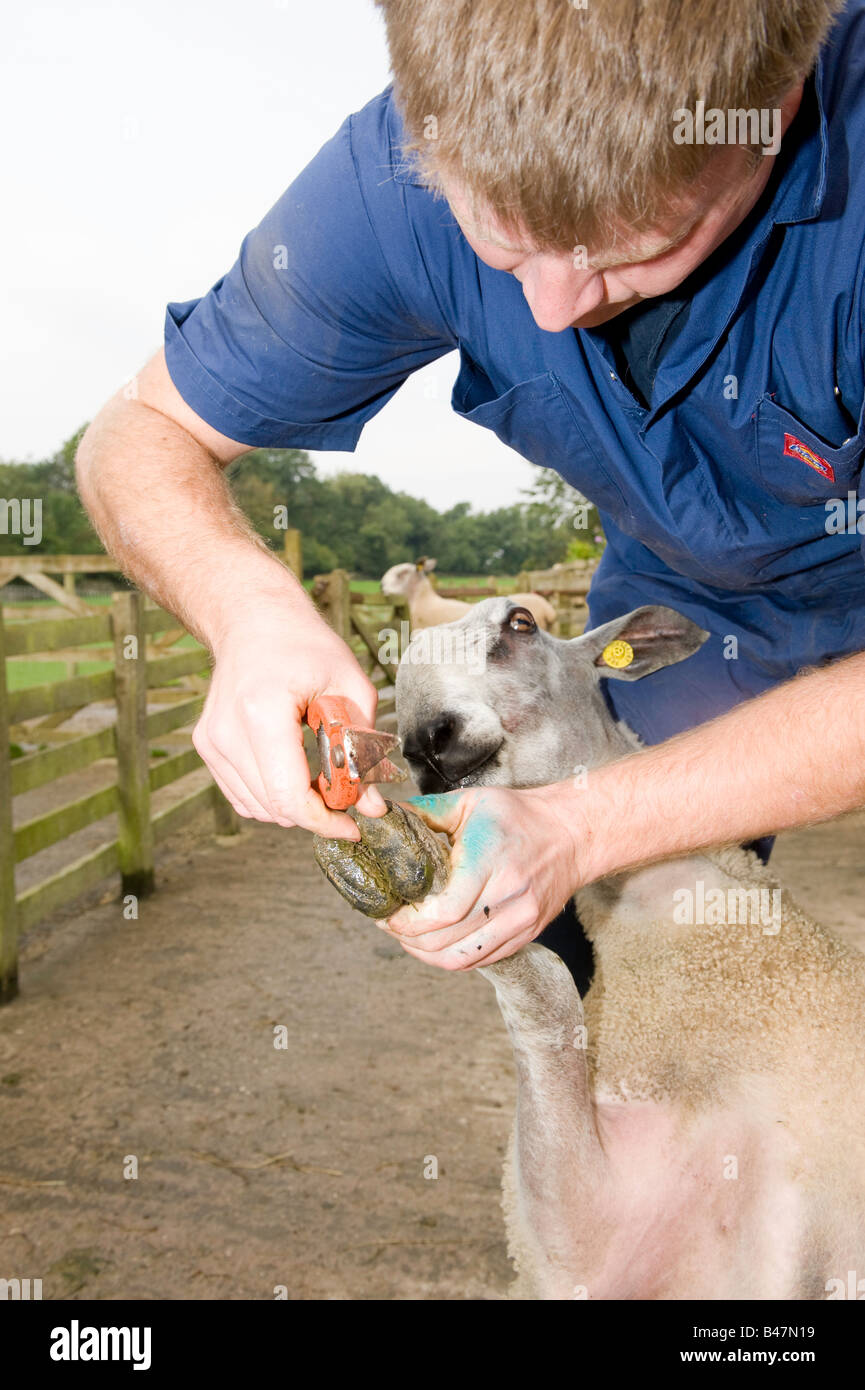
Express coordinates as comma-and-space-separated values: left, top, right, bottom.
380, 557, 557, 631
395, 598, 865, 1300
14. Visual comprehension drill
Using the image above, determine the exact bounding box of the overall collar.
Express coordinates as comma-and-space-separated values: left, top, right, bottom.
584, 64, 830, 422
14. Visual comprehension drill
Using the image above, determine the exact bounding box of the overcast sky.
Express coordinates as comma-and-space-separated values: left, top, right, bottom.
1, 0, 539, 511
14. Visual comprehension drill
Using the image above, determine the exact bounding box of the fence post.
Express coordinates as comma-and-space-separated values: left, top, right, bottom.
112, 591, 155, 898
211, 784, 240, 837
392, 598, 411, 659
63, 573, 78, 677
315, 569, 352, 640
283, 528, 303, 580
0, 609, 19, 1003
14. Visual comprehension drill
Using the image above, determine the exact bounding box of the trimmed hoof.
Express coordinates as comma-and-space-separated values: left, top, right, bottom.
313, 800, 450, 917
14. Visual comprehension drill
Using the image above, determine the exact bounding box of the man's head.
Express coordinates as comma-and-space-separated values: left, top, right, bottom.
376, 0, 840, 328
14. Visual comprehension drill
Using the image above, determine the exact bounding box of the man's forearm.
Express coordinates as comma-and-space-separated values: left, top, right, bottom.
562, 654, 865, 883
76, 394, 312, 649
75, 353, 382, 835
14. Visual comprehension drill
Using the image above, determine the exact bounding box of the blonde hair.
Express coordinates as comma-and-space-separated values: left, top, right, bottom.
376, 0, 841, 253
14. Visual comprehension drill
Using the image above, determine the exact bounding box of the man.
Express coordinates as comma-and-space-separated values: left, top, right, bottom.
77, 0, 865, 974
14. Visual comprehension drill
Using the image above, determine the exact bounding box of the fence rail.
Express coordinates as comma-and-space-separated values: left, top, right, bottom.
0, 554, 121, 616
313, 569, 409, 712
0, 590, 229, 1004
339, 562, 598, 639
1, 536, 597, 1003
0, 536, 411, 1005
513, 561, 596, 638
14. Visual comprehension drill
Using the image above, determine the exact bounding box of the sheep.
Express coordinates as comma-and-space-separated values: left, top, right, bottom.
380, 556, 557, 631
394, 598, 865, 1300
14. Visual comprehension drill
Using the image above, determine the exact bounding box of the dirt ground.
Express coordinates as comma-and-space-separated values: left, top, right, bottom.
1, 804, 863, 1301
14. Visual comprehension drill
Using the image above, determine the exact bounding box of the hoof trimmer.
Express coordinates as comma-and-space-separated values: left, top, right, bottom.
305, 695, 405, 810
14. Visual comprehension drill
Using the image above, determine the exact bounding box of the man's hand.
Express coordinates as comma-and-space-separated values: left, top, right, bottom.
379, 787, 583, 969
379, 651, 865, 972
77, 351, 389, 840
194, 603, 388, 839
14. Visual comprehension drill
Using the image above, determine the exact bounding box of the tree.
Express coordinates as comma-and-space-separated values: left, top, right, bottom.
1, 431, 601, 577
0, 426, 102, 557
521, 467, 605, 558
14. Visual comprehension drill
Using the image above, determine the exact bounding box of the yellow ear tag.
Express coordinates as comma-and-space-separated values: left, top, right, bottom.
602, 639, 634, 669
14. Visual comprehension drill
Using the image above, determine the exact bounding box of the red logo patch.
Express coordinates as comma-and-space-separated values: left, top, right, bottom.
783, 432, 835, 482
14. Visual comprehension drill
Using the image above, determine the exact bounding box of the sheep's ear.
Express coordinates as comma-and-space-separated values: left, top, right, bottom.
422, 557, 437, 573
579, 606, 709, 681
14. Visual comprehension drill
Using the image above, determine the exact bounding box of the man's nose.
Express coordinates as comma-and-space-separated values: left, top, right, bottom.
518, 259, 604, 332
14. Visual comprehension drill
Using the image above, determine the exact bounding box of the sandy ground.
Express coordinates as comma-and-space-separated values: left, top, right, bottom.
0, 804, 863, 1301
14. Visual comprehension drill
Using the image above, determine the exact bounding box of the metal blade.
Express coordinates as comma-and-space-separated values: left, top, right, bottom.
343, 728, 402, 782
361, 755, 406, 785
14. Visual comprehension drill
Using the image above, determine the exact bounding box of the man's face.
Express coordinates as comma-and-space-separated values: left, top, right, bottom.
443, 90, 801, 332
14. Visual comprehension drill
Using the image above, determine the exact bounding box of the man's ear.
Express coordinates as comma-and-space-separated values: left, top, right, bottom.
577, 605, 709, 681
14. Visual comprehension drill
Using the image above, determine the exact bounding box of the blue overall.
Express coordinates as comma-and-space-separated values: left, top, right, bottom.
164, 3, 865, 989
165, 3, 865, 760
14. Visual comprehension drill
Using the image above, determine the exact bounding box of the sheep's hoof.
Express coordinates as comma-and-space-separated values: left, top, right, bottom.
313, 800, 450, 918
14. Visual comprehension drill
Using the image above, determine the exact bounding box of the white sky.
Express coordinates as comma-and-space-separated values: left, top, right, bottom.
1, 0, 539, 510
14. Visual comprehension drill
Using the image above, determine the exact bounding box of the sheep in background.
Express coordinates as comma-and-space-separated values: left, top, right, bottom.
380, 557, 557, 631
395, 598, 865, 1300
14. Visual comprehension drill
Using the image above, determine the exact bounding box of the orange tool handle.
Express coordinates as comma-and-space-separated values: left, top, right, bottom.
307, 694, 366, 810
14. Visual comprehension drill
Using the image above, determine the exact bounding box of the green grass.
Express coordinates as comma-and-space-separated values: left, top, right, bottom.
3, 593, 114, 608
2, 579, 511, 690
5, 629, 199, 690
349, 574, 506, 594
6, 656, 113, 690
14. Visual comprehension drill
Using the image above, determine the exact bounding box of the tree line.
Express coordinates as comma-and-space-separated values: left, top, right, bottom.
0, 428, 604, 578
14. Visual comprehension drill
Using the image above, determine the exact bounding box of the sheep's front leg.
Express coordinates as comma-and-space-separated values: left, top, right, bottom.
480, 944, 608, 1298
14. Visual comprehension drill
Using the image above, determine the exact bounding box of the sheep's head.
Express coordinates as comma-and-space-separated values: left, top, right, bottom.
380, 563, 419, 600
395, 600, 709, 793
380, 557, 438, 600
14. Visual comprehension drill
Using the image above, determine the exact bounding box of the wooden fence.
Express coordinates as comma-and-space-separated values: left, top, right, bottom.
0, 538, 597, 1003
0, 543, 410, 1005
312, 569, 408, 720
0, 593, 234, 1004
514, 560, 596, 637
373, 560, 596, 637
0, 553, 120, 616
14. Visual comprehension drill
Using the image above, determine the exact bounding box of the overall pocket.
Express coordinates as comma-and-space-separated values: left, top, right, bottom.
451, 354, 629, 513
756, 394, 863, 507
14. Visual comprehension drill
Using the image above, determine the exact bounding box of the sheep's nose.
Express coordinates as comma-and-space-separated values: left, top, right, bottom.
401, 712, 468, 792
402, 713, 459, 767
401, 712, 503, 793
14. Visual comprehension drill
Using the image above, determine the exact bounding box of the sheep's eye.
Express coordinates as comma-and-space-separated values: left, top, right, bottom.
509, 608, 536, 634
